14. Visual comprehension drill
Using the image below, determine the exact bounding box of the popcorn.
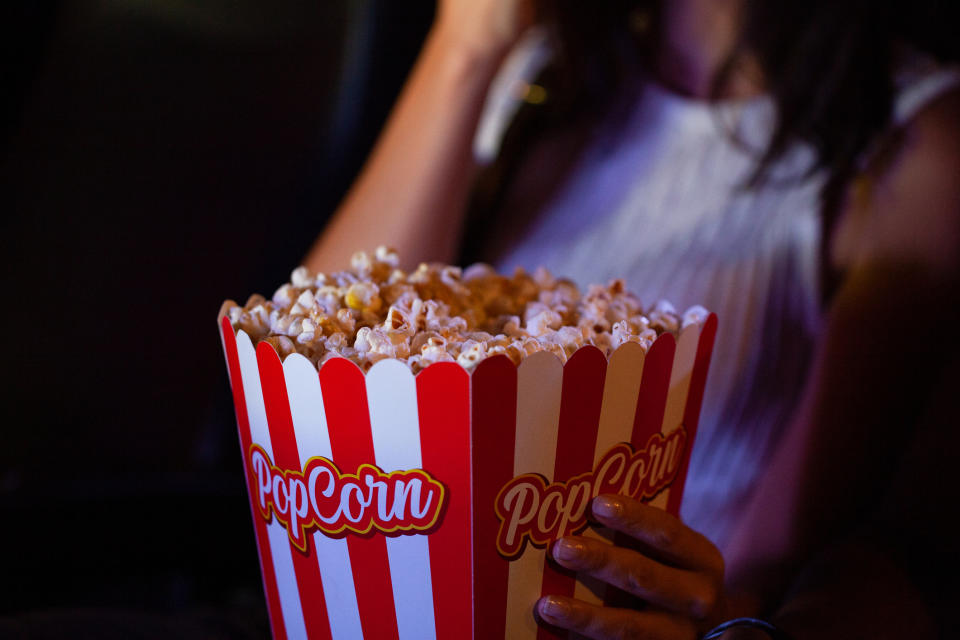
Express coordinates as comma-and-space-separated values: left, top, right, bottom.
345, 282, 381, 312
456, 340, 488, 369
649, 299, 680, 334
682, 304, 710, 329
524, 304, 562, 337
290, 266, 313, 288
225, 247, 707, 373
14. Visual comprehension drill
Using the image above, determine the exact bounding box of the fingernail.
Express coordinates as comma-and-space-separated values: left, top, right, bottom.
593, 495, 623, 519
552, 537, 584, 562
539, 596, 569, 621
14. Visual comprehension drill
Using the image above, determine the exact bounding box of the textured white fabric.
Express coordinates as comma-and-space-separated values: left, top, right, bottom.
481, 44, 960, 548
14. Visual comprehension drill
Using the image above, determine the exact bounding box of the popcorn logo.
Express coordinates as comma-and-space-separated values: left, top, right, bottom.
494, 431, 687, 559
249, 444, 447, 552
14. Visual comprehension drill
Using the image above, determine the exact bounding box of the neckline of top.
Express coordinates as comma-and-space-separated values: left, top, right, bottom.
638, 74, 769, 113
626, 74, 775, 145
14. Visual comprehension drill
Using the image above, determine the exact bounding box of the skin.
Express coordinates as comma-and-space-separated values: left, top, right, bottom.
537, 495, 725, 639
306, 0, 960, 637
655, 0, 751, 99
303, 1, 535, 273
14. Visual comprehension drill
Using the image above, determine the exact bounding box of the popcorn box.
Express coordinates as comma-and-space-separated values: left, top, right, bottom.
219, 311, 717, 640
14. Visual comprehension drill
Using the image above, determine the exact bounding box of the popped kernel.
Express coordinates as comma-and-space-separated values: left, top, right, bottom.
649, 299, 680, 334
290, 266, 313, 289
263, 335, 296, 359
224, 247, 708, 371
272, 283, 297, 308
682, 305, 709, 329
345, 281, 381, 312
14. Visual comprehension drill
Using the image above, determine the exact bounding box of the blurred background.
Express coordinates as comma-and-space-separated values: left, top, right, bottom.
1, 0, 432, 630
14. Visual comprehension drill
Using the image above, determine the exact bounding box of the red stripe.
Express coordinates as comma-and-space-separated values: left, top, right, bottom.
257, 342, 333, 640
538, 347, 608, 640
630, 334, 676, 450
416, 362, 472, 640
219, 318, 288, 640
318, 357, 400, 640
471, 355, 518, 639
604, 334, 677, 609
666, 314, 718, 516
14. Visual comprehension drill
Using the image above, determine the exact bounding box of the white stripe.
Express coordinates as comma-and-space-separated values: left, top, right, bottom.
283, 354, 364, 640
573, 342, 647, 606
594, 342, 648, 463
651, 326, 702, 510
505, 352, 564, 640
235, 332, 308, 640
366, 359, 437, 640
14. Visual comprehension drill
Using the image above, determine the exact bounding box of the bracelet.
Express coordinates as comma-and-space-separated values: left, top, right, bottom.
702, 617, 793, 640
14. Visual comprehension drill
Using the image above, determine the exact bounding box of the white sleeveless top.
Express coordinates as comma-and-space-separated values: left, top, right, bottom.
478, 37, 960, 549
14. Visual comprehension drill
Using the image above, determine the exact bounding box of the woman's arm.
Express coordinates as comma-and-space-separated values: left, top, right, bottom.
303, 1, 533, 273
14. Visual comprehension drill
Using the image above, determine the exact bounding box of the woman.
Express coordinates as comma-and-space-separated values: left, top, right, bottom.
306, 0, 960, 637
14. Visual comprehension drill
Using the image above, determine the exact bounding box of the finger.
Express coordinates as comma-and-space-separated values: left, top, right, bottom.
592, 495, 724, 575
551, 536, 719, 620
537, 595, 697, 640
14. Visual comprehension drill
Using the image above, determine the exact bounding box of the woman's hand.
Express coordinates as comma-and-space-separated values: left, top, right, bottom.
537, 494, 725, 640
434, 0, 536, 60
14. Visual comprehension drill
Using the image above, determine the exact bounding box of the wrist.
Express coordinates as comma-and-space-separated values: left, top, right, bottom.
415, 23, 510, 99
428, 14, 519, 71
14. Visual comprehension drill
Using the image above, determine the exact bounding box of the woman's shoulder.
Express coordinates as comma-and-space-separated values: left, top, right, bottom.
830, 55, 960, 279
891, 49, 960, 126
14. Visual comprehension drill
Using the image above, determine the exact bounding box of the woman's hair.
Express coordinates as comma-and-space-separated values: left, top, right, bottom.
542, 0, 905, 197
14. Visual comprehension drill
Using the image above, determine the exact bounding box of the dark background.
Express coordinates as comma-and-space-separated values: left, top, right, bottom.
1, 0, 432, 632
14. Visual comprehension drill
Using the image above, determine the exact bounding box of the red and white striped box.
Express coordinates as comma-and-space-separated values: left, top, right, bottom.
219, 312, 717, 640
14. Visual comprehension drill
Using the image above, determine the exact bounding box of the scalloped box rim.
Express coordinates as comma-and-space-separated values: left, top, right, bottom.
218, 300, 713, 379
